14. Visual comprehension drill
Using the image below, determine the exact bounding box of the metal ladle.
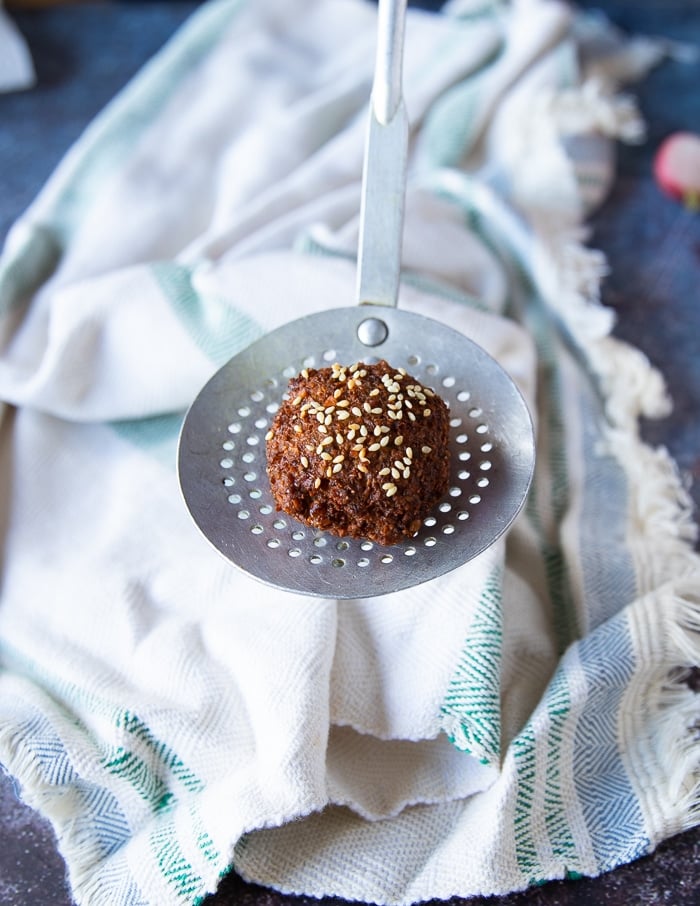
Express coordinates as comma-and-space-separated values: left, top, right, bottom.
177, 0, 535, 598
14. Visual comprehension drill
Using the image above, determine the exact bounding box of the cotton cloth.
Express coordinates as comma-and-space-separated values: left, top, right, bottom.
0, 1, 698, 904
0, 4, 35, 93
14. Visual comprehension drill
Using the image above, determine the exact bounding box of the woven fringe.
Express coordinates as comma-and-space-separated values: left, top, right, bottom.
523, 42, 698, 558
640, 581, 700, 841
540, 77, 647, 144
539, 214, 699, 571
531, 61, 699, 851
655, 676, 700, 836
608, 433, 697, 546
0, 702, 102, 896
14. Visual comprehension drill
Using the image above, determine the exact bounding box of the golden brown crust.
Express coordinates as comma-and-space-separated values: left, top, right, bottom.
265, 360, 450, 545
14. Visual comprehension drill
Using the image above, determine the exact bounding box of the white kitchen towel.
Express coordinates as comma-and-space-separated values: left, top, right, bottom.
0, 4, 35, 93
0, 1, 698, 904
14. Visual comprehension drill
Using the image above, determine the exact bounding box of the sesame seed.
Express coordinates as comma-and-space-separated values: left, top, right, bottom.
360, 426, 368, 437
373, 426, 382, 437
318, 425, 327, 434
379, 436, 389, 447
321, 436, 333, 446
391, 468, 400, 480
300, 455, 309, 468
332, 463, 343, 474
371, 407, 382, 415
380, 425, 390, 433
403, 468, 410, 479
386, 484, 398, 497
405, 447, 413, 459
368, 443, 381, 452
316, 412, 325, 424
352, 407, 362, 417
314, 477, 321, 489
423, 408, 431, 417
421, 445, 432, 454
394, 460, 404, 470
294, 424, 303, 433
381, 482, 393, 490
337, 399, 350, 408
395, 435, 404, 446
265, 430, 274, 441
336, 410, 350, 420
292, 395, 303, 406
321, 452, 332, 461
335, 433, 343, 445
332, 454, 345, 464
333, 388, 342, 398
347, 429, 356, 441
316, 444, 324, 454
369, 388, 380, 397
408, 412, 416, 422
326, 467, 332, 478
378, 468, 391, 476
301, 369, 309, 379
357, 462, 368, 473
363, 402, 372, 413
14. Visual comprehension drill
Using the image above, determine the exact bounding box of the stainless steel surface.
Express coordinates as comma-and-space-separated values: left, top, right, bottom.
177, 0, 535, 597
356, 0, 408, 308
178, 306, 535, 598
373, 0, 406, 125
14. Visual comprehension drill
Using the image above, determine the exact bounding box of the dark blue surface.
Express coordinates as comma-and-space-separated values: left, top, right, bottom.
0, 2, 698, 905
579, 0, 700, 508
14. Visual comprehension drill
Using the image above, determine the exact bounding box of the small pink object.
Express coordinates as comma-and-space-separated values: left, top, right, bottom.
653, 131, 700, 209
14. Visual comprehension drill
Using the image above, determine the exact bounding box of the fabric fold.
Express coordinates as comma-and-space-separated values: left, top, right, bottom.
0, 1, 698, 905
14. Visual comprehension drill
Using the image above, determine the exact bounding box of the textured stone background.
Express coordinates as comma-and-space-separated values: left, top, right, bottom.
1, 1, 698, 904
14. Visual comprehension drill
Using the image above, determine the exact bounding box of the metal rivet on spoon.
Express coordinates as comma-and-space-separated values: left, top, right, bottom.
357, 317, 389, 347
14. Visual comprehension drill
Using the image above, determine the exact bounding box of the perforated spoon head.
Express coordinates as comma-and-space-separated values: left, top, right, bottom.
177, 306, 535, 598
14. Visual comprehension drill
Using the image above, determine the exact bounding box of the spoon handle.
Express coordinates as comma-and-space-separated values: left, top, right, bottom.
373, 0, 407, 125
356, 0, 408, 309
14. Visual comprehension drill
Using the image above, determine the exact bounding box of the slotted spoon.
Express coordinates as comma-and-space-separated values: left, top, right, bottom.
177, 0, 535, 598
